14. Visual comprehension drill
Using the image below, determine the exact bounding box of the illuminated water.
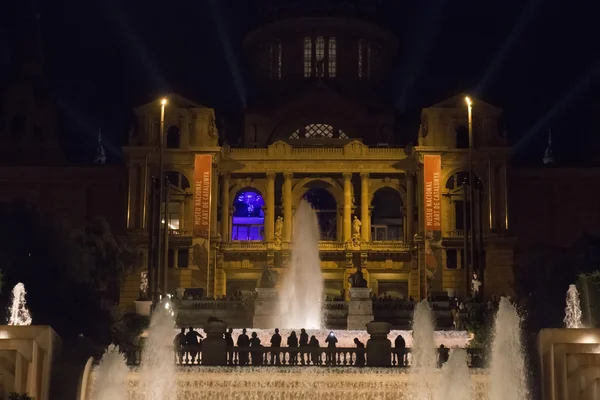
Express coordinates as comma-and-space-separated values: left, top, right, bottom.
437, 348, 471, 400
278, 200, 324, 329
411, 300, 437, 400
139, 300, 177, 400
90, 345, 128, 400
89, 367, 489, 400
488, 297, 529, 400
7, 282, 32, 325
564, 284, 582, 328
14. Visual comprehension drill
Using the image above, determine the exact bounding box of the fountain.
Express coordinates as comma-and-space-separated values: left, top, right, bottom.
278, 200, 324, 329
139, 299, 177, 400
8, 282, 32, 326
437, 348, 472, 400
90, 345, 128, 400
564, 283, 582, 328
488, 297, 529, 400
411, 299, 437, 400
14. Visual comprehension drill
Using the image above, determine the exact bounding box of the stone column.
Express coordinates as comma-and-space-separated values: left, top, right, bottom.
266, 173, 276, 242
202, 319, 228, 365
406, 172, 415, 242
179, 201, 185, 232
221, 172, 230, 242
360, 173, 370, 242
343, 173, 352, 242
284, 173, 293, 242
347, 287, 373, 330
211, 162, 218, 234
253, 288, 280, 328
366, 322, 392, 366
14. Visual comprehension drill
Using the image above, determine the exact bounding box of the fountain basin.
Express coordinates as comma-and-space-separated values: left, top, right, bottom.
84, 366, 490, 400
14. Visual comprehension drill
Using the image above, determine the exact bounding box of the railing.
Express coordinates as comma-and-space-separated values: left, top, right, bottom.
169, 229, 191, 236
178, 300, 247, 310
221, 241, 267, 251
324, 301, 348, 311
366, 241, 412, 251
121, 346, 486, 368
445, 230, 465, 238
318, 241, 345, 251
229, 347, 365, 366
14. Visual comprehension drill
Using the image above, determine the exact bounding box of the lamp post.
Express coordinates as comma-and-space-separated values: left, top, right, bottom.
465, 96, 476, 294
156, 98, 167, 302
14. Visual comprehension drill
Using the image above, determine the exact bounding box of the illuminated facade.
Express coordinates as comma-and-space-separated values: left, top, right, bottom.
120, 3, 514, 306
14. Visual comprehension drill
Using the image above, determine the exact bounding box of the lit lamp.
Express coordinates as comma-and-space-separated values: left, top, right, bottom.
156, 97, 168, 302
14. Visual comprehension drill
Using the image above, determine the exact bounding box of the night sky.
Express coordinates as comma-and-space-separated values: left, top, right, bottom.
1, 0, 598, 165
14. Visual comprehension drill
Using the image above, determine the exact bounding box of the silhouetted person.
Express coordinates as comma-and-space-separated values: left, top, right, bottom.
250, 332, 263, 365
225, 328, 234, 364
270, 328, 282, 365
354, 338, 365, 367
287, 331, 299, 364
186, 327, 203, 364
395, 334, 406, 366
325, 331, 338, 365
174, 327, 186, 363
438, 344, 449, 367
309, 335, 321, 365
237, 328, 250, 366
299, 328, 309, 364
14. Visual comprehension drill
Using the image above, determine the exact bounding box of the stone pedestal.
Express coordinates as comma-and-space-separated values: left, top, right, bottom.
347, 288, 373, 330
366, 321, 392, 367
253, 288, 279, 329
202, 319, 228, 366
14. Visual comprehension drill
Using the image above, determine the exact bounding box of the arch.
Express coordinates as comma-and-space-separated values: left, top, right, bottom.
443, 170, 483, 191
302, 187, 338, 240
166, 170, 190, 190
231, 187, 265, 241
368, 178, 406, 205
292, 177, 345, 208
228, 181, 268, 208
166, 126, 180, 149
371, 187, 404, 241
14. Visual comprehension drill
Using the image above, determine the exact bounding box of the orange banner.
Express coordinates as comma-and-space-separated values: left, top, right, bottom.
194, 154, 212, 238
424, 155, 442, 278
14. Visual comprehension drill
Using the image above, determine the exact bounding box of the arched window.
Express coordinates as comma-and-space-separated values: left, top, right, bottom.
456, 125, 469, 149
166, 126, 180, 149
445, 172, 482, 232
371, 188, 403, 241
232, 190, 264, 241
303, 186, 337, 240
290, 124, 349, 139
166, 171, 190, 190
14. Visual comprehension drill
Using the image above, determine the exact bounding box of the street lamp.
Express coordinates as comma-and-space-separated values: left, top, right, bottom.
465, 96, 476, 295
156, 98, 167, 302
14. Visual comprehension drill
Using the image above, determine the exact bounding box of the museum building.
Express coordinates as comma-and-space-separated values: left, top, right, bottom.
120, 1, 514, 307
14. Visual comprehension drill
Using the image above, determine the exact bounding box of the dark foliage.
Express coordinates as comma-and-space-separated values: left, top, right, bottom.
0, 200, 142, 344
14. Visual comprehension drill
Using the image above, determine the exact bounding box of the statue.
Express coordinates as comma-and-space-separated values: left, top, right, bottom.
274, 216, 283, 246
259, 266, 276, 288
351, 216, 362, 246
471, 273, 482, 297
352, 216, 361, 237
348, 265, 367, 288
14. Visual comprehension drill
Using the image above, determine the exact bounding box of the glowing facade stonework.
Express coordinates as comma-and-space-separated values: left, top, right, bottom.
120, 11, 514, 309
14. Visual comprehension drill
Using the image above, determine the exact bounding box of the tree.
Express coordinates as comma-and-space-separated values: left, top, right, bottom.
0, 200, 141, 343
74, 217, 143, 307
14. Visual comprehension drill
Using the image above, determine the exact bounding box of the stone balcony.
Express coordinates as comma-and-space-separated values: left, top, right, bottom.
219, 240, 411, 253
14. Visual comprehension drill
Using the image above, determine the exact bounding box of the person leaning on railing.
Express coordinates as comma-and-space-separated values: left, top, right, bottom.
325, 331, 338, 365
309, 335, 321, 365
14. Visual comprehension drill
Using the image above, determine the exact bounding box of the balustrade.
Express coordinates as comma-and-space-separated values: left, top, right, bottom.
120, 346, 486, 368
